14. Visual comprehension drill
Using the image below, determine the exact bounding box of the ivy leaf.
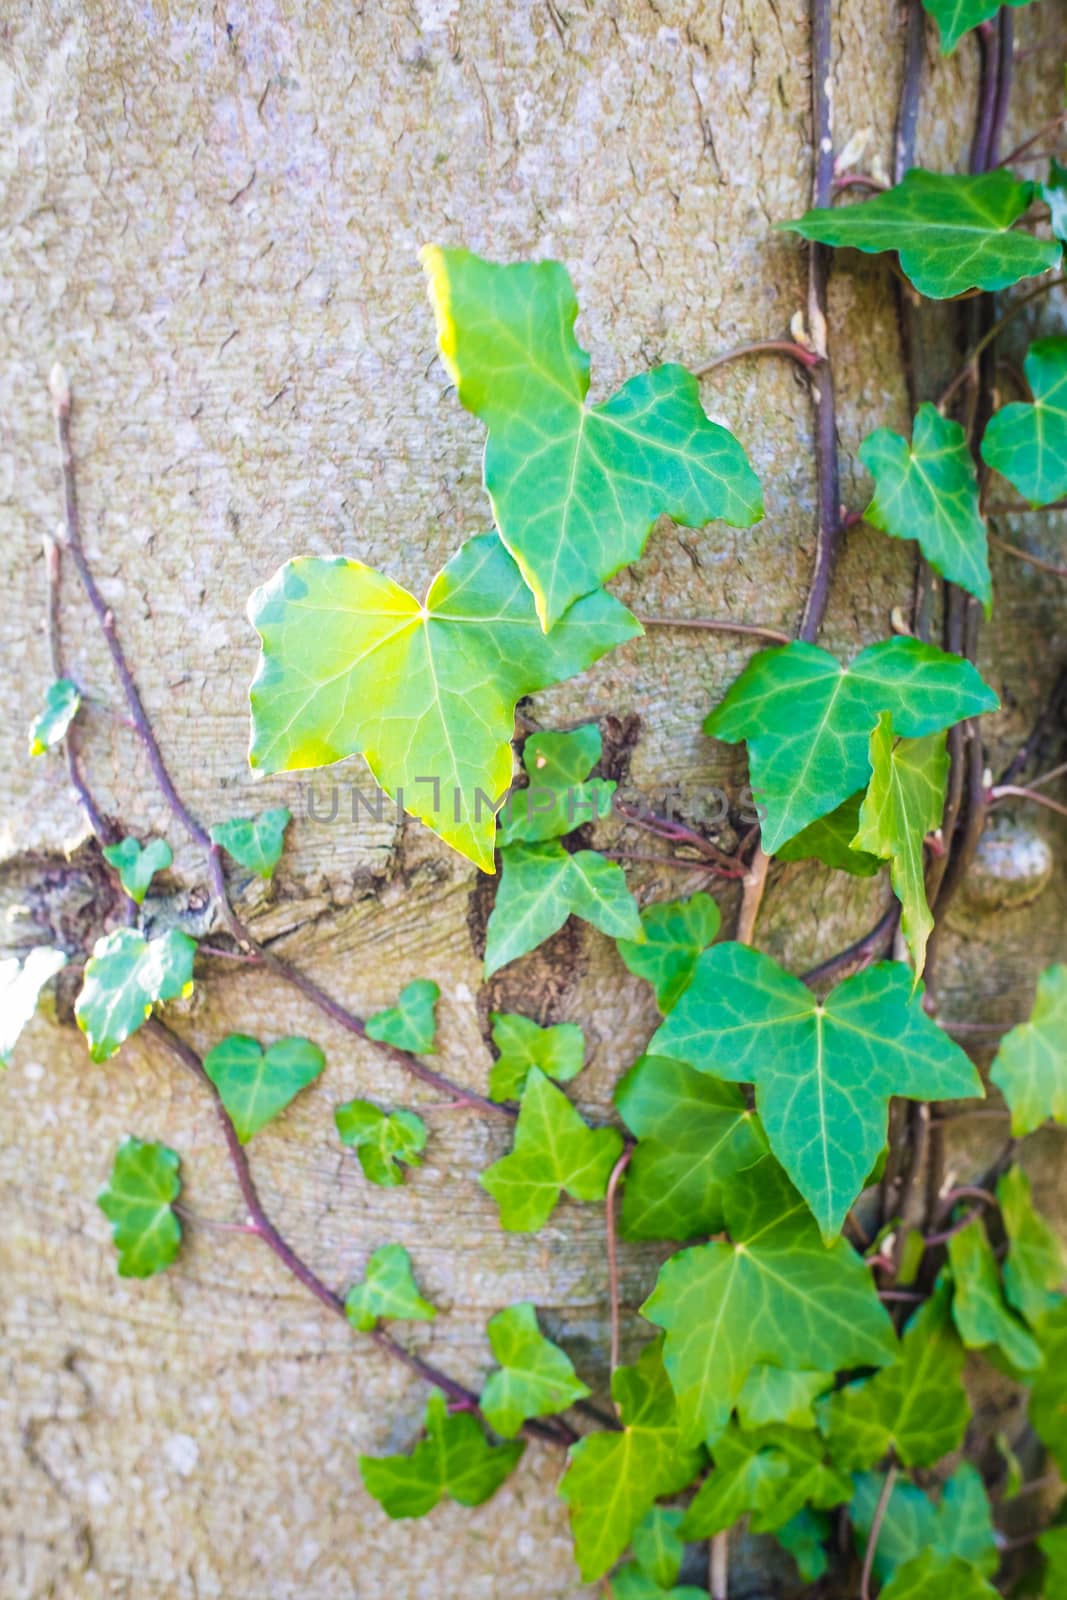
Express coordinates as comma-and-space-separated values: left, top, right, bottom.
344, 1243, 437, 1332
488, 1011, 584, 1102
97, 1136, 182, 1278
878, 1550, 1000, 1600
479, 1302, 590, 1438
102, 837, 173, 905
774, 1509, 830, 1584
776, 792, 881, 877
610, 1567, 705, 1600
210, 807, 291, 880
558, 1338, 702, 1582
704, 638, 997, 854
735, 1366, 833, 1432
359, 1389, 523, 1519
684, 1422, 851, 1540
0, 946, 66, 1065
780, 169, 1060, 299
921, 0, 1035, 56
484, 841, 643, 977
1029, 1303, 1067, 1472
998, 1166, 1067, 1329
1040, 1524, 1067, 1588
480, 1067, 623, 1232
203, 1033, 325, 1144
334, 1098, 428, 1186
641, 1159, 896, 1448
631, 1506, 687, 1589
1042, 158, 1067, 243
499, 723, 614, 846
649, 945, 982, 1238
28, 677, 81, 756
821, 1283, 968, 1470
365, 979, 439, 1055
859, 405, 991, 610
851, 1463, 997, 1584
981, 337, 1067, 507
248, 532, 639, 872
990, 964, 1067, 1134
75, 928, 197, 1063
614, 1054, 767, 1242
421, 246, 763, 631
616, 892, 722, 1012
947, 1215, 1044, 1372
852, 717, 948, 979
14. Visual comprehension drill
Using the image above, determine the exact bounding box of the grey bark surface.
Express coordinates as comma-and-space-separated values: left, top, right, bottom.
1, 2, 1064, 1596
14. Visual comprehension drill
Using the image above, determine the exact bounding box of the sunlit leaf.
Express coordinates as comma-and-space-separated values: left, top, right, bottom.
736, 1366, 832, 1432
990, 964, 1067, 1135
484, 841, 642, 977
359, 1389, 523, 1518
878, 1550, 1000, 1600
488, 1011, 584, 1102
479, 1302, 590, 1437
97, 1136, 182, 1278
631, 1506, 687, 1590
102, 837, 173, 904
344, 1243, 437, 1332
499, 723, 614, 846
1029, 1302, 1067, 1472
203, 1033, 324, 1144
210, 806, 291, 880
480, 1067, 622, 1232
685, 1421, 852, 1540
0, 946, 66, 1065
365, 979, 439, 1055
28, 677, 80, 756
921, 0, 1035, 55
981, 337, 1067, 507
947, 1214, 1043, 1372
75, 928, 197, 1063
616, 892, 721, 1012
998, 1166, 1067, 1330
334, 1098, 427, 1187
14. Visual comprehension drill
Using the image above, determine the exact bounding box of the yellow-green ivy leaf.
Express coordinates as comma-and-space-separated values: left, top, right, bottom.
0, 946, 66, 1065
334, 1098, 427, 1187
997, 1166, 1066, 1331
210, 806, 291, 880
485, 841, 643, 977
102, 837, 173, 904
947, 1214, 1044, 1372
203, 1033, 325, 1144
359, 1389, 524, 1519
28, 677, 81, 756
776, 792, 881, 877
366, 979, 439, 1055
344, 1243, 437, 1333
97, 1136, 182, 1278
630, 1507, 687, 1590
488, 1011, 584, 1102
616, 892, 721, 1012
682, 1422, 851, 1539
479, 1302, 590, 1438
981, 337, 1067, 507
75, 928, 197, 1063
878, 1550, 1000, 1600
499, 723, 614, 846
1030, 1303, 1067, 1473
990, 963, 1067, 1135
735, 1366, 833, 1433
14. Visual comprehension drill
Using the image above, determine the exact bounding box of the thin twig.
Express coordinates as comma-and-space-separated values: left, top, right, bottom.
798, 904, 899, 988
998, 108, 1067, 168
989, 532, 1067, 581
614, 800, 748, 874
605, 1145, 633, 1377
694, 339, 820, 377
710, 1530, 729, 1600
860, 1461, 898, 1600
832, 172, 889, 194
42, 531, 116, 844
937, 275, 1067, 410
638, 615, 791, 646
990, 783, 1067, 820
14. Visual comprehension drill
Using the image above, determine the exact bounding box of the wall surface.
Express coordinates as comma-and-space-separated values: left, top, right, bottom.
1, 2, 1064, 1596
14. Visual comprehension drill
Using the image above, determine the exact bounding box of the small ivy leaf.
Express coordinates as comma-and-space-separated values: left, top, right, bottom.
359, 1389, 524, 1519
820, 1282, 968, 1470
488, 1011, 584, 1102
852, 716, 948, 980
1042, 158, 1067, 243
685, 1423, 852, 1541
344, 1243, 437, 1333
773, 1509, 830, 1585
210, 807, 291, 880
998, 1166, 1067, 1330
610, 1566, 705, 1600
780, 169, 1060, 299
947, 1215, 1044, 1372
0, 946, 67, 1065
480, 1067, 622, 1232
365, 979, 439, 1055
705, 637, 997, 854
484, 841, 643, 978
921, 0, 1035, 55
641, 1159, 896, 1449
851, 1463, 997, 1584
981, 337, 1067, 507
421, 246, 763, 631
878, 1550, 1000, 1600
334, 1098, 428, 1187
499, 723, 614, 846
102, 836, 173, 904
1040, 1523, 1067, 1589
776, 792, 881, 877
989, 963, 1067, 1134
614, 1055, 767, 1242
558, 1337, 703, 1583
735, 1367, 833, 1433
97, 1136, 182, 1278
631, 1506, 686, 1589
248, 533, 639, 873
479, 1302, 590, 1438
1030, 1303, 1067, 1472
616, 892, 721, 1012
28, 677, 81, 756
203, 1033, 325, 1144
649, 945, 981, 1239
75, 928, 197, 1063
859, 405, 991, 611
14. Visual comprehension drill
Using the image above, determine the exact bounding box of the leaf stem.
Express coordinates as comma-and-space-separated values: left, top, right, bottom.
989, 783, 1067, 820
860, 1460, 898, 1600
997, 108, 1067, 168
735, 845, 770, 945
936, 274, 1067, 411
637, 615, 791, 645
694, 339, 820, 376
605, 1144, 633, 1377
989, 532, 1067, 581
710, 1530, 729, 1600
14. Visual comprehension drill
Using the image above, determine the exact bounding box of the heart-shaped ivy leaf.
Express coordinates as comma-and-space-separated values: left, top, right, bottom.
75, 928, 197, 1063
102, 836, 173, 904
334, 1098, 428, 1186
479, 1302, 590, 1438
210, 807, 291, 880
498, 723, 614, 846
28, 677, 81, 756
203, 1033, 325, 1144
616, 892, 721, 1012
365, 979, 439, 1055
344, 1243, 437, 1333
488, 1011, 584, 1102
981, 337, 1067, 507
97, 1136, 182, 1278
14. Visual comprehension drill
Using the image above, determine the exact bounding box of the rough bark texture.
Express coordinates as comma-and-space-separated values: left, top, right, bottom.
1, 2, 1064, 1596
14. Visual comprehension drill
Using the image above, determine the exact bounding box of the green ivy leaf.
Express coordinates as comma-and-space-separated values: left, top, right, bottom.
75, 928, 197, 1063
28, 677, 81, 756
558, 1338, 702, 1582
480, 1067, 623, 1232
981, 337, 1067, 507
998, 1166, 1067, 1330
649, 945, 981, 1238
203, 1033, 325, 1144
773, 1509, 830, 1584
705, 638, 996, 854
990, 964, 1067, 1134
821, 1283, 968, 1470
878, 1550, 1000, 1600
735, 1366, 833, 1432
484, 841, 643, 977
1040, 1523, 1067, 1589
851, 1463, 997, 1584
616, 892, 722, 1012
780, 169, 1060, 299
1042, 158, 1067, 243
631, 1506, 687, 1589
210, 806, 291, 880
421, 246, 763, 630
0, 946, 66, 1065
479, 1302, 590, 1438
334, 1098, 428, 1186
344, 1243, 437, 1332
614, 1054, 767, 1242
776, 792, 881, 877
921, 0, 1035, 55
610, 1566, 706, 1600
359, 1389, 524, 1519
102, 837, 173, 904
641, 1160, 896, 1448
947, 1215, 1043, 1372
488, 1011, 584, 1102
1029, 1302, 1067, 1472
248, 532, 639, 873
365, 979, 439, 1054
859, 404, 991, 610
499, 723, 614, 846
97, 1136, 182, 1278
852, 716, 948, 979
686, 1422, 852, 1540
